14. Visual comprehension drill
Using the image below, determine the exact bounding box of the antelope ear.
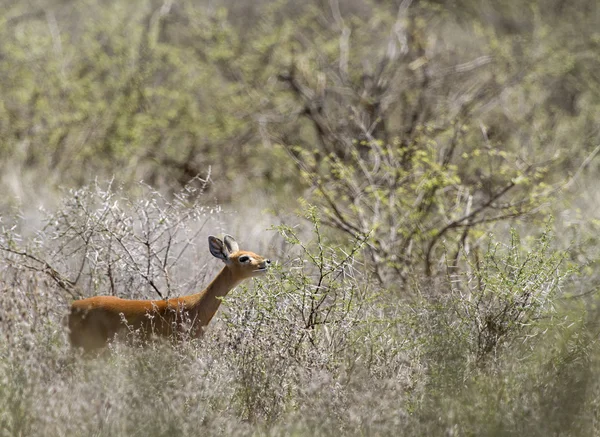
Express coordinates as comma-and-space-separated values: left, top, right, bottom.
223, 235, 239, 254
208, 236, 229, 262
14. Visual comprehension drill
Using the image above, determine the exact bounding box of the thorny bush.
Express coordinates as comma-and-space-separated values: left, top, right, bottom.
0, 181, 596, 436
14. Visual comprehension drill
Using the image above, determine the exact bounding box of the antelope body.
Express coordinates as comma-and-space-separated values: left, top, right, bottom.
68, 235, 270, 352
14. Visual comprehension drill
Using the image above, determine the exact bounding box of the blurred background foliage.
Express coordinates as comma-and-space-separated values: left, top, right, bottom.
1, 0, 599, 283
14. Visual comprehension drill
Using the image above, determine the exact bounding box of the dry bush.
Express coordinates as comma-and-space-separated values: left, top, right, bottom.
0, 181, 412, 435
0, 181, 598, 437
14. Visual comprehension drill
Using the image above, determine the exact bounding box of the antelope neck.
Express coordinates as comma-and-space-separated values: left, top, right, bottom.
187, 265, 243, 325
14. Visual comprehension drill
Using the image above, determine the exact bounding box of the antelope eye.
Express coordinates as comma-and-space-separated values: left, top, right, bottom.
239, 255, 250, 263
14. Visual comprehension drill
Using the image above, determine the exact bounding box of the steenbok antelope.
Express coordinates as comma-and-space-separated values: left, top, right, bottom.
68, 235, 271, 352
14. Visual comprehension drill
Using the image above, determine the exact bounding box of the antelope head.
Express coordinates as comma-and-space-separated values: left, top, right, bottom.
208, 234, 271, 280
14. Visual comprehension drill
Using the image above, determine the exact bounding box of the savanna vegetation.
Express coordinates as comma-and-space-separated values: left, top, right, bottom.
1, 0, 600, 435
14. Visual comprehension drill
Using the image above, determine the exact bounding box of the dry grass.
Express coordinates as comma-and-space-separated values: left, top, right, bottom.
1, 182, 599, 436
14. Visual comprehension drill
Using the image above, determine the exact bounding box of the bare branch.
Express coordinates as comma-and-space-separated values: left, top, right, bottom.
0, 246, 81, 299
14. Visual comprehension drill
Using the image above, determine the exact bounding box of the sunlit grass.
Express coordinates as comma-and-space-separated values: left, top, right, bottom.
1, 183, 599, 436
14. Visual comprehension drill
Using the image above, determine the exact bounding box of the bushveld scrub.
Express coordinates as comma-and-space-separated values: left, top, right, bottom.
1, 0, 599, 208
1, 0, 600, 436
1, 182, 599, 436
3, 0, 599, 290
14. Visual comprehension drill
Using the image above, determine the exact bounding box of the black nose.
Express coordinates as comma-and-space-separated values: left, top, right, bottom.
266, 259, 272, 265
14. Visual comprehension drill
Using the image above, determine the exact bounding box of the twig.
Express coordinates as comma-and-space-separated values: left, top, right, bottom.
0, 246, 81, 299
563, 144, 600, 191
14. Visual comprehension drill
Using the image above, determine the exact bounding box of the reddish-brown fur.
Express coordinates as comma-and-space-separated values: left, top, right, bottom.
68, 235, 270, 352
